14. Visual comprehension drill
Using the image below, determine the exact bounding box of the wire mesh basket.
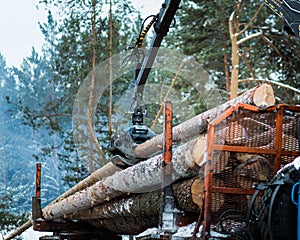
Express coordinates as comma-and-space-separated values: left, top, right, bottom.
202, 104, 300, 238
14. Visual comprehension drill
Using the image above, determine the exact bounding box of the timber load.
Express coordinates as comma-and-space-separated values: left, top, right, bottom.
7, 83, 300, 240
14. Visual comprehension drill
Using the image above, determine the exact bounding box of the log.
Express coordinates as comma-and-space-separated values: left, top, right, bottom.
233, 155, 273, 189
4, 219, 32, 240
65, 177, 201, 221
87, 215, 159, 235
42, 138, 204, 220
134, 84, 275, 158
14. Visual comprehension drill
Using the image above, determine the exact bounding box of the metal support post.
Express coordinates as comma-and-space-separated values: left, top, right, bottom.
160, 101, 178, 235
32, 163, 43, 221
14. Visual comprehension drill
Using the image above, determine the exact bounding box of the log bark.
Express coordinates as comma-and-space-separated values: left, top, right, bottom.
87, 215, 159, 235
65, 177, 201, 221
42, 138, 204, 220
134, 84, 275, 158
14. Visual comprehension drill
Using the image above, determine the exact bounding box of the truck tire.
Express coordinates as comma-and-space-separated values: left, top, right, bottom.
248, 162, 300, 240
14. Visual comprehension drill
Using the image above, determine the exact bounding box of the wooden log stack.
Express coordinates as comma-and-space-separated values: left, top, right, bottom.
4, 84, 276, 240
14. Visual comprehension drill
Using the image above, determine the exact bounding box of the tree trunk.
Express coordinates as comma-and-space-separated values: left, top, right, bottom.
50, 84, 274, 203
42, 137, 204, 220
134, 84, 275, 158
230, 34, 239, 99
108, 0, 113, 133
51, 84, 274, 203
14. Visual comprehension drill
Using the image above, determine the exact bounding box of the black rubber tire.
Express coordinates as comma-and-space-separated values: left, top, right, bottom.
250, 164, 300, 240
268, 183, 297, 240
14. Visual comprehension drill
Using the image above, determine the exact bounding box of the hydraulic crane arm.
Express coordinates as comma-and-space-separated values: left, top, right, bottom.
265, 0, 300, 39
134, 0, 181, 100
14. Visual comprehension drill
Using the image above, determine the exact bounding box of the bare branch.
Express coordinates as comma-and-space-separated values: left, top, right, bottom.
260, 35, 286, 61
239, 79, 300, 94
237, 32, 263, 45
237, 2, 265, 37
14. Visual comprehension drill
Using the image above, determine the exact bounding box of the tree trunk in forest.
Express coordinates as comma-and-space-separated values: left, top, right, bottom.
42, 137, 204, 220
134, 84, 275, 158
230, 33, 239, 100
108, 0, 113, 133
228, 3, 265, 100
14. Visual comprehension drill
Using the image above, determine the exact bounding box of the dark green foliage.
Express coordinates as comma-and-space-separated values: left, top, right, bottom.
168, 0, 300, 103
0, 192, 27, 239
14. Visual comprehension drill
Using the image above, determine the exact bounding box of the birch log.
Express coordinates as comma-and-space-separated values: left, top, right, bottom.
133, 84, 275, 158
55, 84, 274, 201
65, 177, 201, 220
42, 138, 204, 220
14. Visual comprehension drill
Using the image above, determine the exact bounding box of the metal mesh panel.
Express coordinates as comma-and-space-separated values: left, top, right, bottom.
205, 104, 300, 234
214, 109, 277, 148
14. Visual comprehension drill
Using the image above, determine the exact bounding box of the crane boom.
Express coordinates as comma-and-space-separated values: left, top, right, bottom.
265, 0, 300, 38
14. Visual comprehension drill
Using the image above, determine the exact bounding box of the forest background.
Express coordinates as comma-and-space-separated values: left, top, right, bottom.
0, 0, 299, 238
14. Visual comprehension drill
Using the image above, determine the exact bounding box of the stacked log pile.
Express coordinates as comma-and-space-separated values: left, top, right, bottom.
4, 84, 278, 240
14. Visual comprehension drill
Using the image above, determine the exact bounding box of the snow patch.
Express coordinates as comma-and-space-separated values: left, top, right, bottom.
172, 222, 197, 237
277, 156, 300, 174
135, 227, 159, 238
21, 227, 51, 240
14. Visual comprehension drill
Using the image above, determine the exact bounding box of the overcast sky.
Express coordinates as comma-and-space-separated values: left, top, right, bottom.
0, 0, 162, 67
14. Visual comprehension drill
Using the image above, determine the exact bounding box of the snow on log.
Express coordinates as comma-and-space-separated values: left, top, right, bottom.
65, 177, 201, 220
42, 138, 204, 220
133, 84, 275, 158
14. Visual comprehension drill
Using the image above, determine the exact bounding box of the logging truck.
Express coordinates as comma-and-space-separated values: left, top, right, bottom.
4, 0, 300, 240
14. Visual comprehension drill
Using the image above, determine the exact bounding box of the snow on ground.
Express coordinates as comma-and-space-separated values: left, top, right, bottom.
278, 156, 300, 174
135, 223, 228, 239
18, 223, 228, 239
21, 227, 51, 240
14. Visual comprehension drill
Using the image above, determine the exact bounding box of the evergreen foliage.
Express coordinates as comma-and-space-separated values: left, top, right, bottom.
169, 0, 300, 103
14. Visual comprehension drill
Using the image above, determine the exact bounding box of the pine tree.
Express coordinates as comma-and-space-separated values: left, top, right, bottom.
168, 0, 300, 103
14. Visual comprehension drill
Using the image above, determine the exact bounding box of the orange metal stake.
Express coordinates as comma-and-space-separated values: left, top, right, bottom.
163, 101, 173, 176
36, 163, 41, 198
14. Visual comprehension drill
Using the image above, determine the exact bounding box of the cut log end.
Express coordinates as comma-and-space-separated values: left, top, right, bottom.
253, 84, 275, 108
